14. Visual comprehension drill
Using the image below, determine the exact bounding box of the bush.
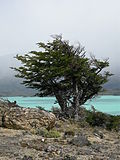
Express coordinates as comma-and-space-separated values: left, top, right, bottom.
106, 115, 120, 131
86, 111, 110, 127
37, 106, 46, 111
36, 128, 61, 138
86, 110, 120, 131
52, 106, 87, 120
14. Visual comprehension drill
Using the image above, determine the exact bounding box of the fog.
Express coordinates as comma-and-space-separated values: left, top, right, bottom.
0, 0, 120, 77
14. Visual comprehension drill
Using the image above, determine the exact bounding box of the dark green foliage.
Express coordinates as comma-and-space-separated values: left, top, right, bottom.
37, 106, 46, 111
107, 115, 120, 131
86, 110, 120, 131
86, 111, 109, 127
12, 35, 111, 117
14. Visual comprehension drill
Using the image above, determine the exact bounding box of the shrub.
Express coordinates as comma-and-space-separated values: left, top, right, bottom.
106, 115, 120, 131
86, 110, 120, 131
86, 111, 110, 127
37, 106, 46, 111
36, 128, 61, 138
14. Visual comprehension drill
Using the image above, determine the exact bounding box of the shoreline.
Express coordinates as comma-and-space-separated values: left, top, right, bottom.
1, 96, 120, 116
0, 99, 120, 159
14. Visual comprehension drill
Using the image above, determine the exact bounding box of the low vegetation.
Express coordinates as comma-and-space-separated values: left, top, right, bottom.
52, 106, 120, 132
86, 110, 120, 131
36, 128, 61, 138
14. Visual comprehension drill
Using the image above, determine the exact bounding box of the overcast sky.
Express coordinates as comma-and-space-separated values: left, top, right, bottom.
0, 0, 120, 73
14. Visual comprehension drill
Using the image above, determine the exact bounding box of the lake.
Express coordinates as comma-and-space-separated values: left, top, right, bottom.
1, 95, 120, 115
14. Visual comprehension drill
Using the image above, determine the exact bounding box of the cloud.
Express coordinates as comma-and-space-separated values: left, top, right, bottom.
0, 0, 120, 72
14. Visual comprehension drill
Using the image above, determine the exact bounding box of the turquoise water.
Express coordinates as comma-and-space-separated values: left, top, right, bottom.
1, 96, 120, 115
85, 96, 120, 115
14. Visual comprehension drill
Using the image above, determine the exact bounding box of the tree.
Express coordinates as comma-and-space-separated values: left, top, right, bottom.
12, 35, 111, 118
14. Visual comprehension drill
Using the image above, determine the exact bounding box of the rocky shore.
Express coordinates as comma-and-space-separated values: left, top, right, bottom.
0, 120, 120, 160
0, 100, 120, 160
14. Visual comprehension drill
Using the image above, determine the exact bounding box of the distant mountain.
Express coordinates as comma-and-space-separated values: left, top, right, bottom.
0, 54, 120, 96
104, 76, 120, 89
0, 77, 36, 96
0, 54, 36, 96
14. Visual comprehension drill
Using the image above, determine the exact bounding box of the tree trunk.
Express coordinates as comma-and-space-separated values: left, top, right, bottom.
55, 92, 67, 113
74, 83, 80, 120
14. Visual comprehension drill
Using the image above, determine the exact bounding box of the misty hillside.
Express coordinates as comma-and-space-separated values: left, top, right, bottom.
0, 54, 120, 96
0, 54, 36, 96
104, 76, 120, 89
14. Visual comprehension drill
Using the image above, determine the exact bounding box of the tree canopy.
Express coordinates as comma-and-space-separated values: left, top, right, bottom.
12, 35, 111, 118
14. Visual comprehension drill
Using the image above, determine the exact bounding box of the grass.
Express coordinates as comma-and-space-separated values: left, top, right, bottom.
36, 128, 61, 138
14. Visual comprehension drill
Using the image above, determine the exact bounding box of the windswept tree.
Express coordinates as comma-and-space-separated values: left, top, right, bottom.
12, 35, 111, 118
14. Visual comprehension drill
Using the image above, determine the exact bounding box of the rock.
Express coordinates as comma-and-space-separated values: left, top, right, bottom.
109, 153, 119, 160
44, 145, 63, 158
93, 129, 104, 139
41, 138, 45, 142
0, 100, 56, 130
22, 155, 33, 160
45, 145, 54, 152
91, 144, 101, 152
0, 100, 9, 127
0, 123, 120, 160
64, 130, 75, 138
69, 133, 91, 147
64, 154, 77, 160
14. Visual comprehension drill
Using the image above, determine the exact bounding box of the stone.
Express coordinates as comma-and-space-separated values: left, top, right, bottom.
64, 154, 77, 160
69, 133, 91, 147
22, 155, 33, 160
91, 144, 101, 152
41, 138, 45, 142
0, 100, 56, 131
64, 130, 75, 138
93, 129, 104, 139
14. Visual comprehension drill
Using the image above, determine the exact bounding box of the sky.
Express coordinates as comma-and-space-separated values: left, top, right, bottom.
0, 0, 120, 74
